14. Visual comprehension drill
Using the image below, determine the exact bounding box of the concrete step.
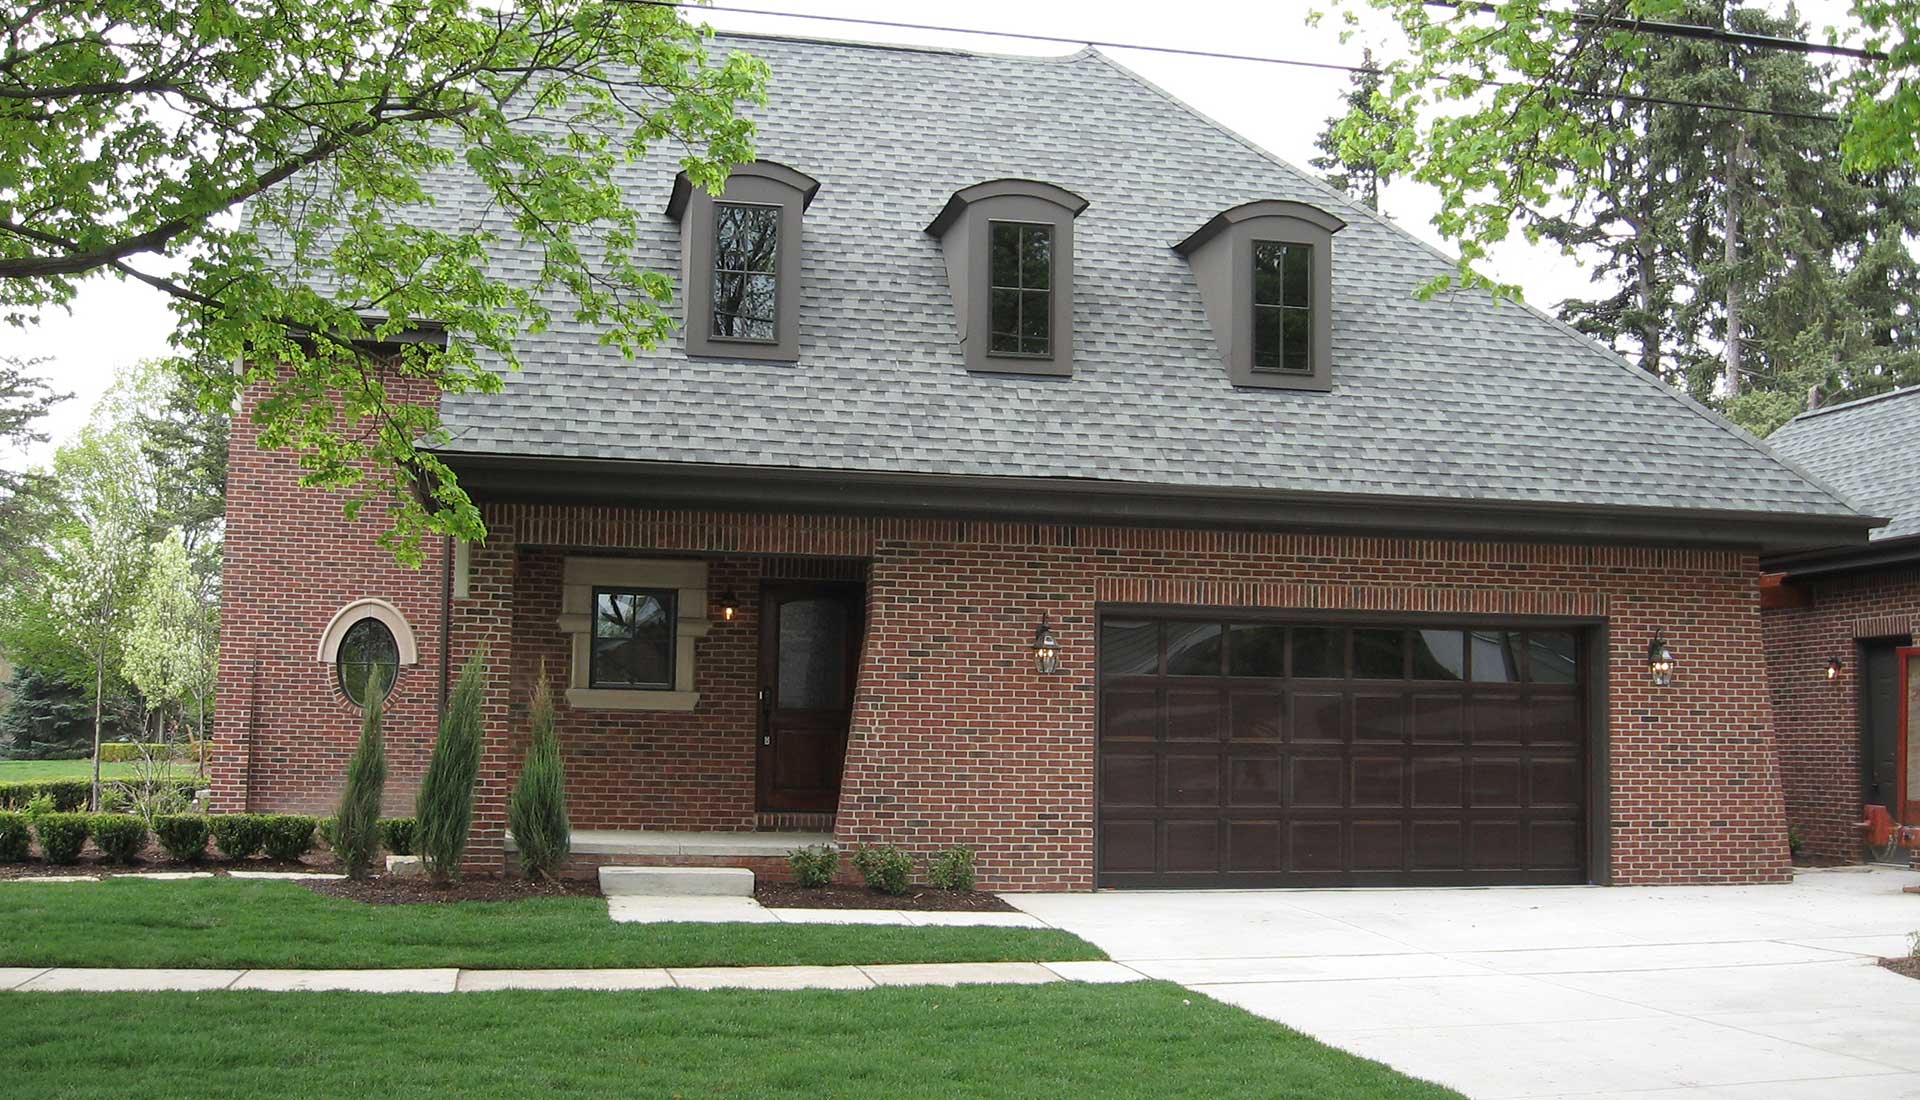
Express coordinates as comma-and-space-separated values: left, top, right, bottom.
599, 865, 756, 897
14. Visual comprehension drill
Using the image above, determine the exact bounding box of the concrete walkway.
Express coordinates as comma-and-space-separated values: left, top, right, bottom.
0, 959, 1141, 993
605, 894, 1049, 926
1015, 867, 1920, 1100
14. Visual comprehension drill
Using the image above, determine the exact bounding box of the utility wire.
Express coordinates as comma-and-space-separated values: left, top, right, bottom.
624, 1, 1845, 124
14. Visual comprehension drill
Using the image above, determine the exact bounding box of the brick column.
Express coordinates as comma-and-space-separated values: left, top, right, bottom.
451, 514, 518, 874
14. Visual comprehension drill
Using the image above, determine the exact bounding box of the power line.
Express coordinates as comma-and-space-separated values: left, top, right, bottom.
623, 1, 1844, 124
1425, 1, 1887, 62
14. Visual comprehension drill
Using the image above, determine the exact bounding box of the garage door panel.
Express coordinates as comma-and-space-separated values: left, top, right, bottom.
1165, 755, 1222, 806
1228, 756, 1283, 806
1099, 616, 1589, 888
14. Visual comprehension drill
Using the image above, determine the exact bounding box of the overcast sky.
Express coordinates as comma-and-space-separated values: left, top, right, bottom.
0, 0, 1863, 469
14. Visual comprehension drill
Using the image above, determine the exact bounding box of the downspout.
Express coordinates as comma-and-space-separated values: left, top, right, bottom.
438, 534, 453, 725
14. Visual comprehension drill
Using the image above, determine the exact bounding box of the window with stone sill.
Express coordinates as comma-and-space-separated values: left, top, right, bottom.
557, 558, 709, 712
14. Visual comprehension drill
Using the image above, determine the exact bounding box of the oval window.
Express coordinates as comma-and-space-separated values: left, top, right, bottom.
338, 618, 399, 706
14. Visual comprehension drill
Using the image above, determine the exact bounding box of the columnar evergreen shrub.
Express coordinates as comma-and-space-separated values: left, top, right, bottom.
507, 675, 569, 881
333, 669, 389, 879
34, 813, 90, 864
379, 817, 416, 856
208, 813, 267, 860
152, 814, 210, 862
90, 813, 148, 863
415, 654, 487, 881
851, 844, 913, 896
0, 811, 30, 861
261, 815, 317, 862
927, 846, 977, 891
787, 844, 839, 888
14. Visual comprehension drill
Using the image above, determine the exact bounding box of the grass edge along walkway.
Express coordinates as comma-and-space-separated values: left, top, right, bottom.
0, 877, 1105, 970
3, 983, 1467, 1100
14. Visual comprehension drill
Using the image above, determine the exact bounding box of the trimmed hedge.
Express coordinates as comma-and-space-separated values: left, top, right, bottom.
208, 814, 267, 860
153, 815, 210, 862
35, 813, 89, 864
90, 814, 148, 863
261, 814, 317, 863
0, 778, 198, 812
379, 817, 416, 856
0, 811, 28, 862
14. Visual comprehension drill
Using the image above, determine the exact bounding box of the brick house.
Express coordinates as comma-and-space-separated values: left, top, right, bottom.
1762, 387, 1918, 865
213, 33, 1875, 891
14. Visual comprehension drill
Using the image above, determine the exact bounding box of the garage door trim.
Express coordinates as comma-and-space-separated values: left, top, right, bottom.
1093, 605, 1611, 888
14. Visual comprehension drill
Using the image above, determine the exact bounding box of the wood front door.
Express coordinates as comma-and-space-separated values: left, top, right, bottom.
757, 582, 863, 812
1900, 647, 1919, 826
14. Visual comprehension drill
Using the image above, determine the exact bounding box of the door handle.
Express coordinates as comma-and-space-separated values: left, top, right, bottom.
762, 735, 772, 747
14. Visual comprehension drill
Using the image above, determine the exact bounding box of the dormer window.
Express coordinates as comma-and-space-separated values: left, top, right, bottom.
927, 179, 1089, 376
668, 160, 820, 362
1175, 200, 1345, 391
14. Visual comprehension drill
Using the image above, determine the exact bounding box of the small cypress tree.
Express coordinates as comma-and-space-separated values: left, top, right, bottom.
414, 653, 487, 882
332, 667, 388, 879
507, 673, 570, 880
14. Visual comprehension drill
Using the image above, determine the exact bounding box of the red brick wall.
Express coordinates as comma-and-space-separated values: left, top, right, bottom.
211, 382, 446, 818
218, 471, 1791, 889
1762, 565, 1920, 860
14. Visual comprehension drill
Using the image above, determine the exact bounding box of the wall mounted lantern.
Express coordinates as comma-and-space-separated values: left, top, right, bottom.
1031, 616, 1061, 674
1647, 632, 1675, 687
1826, 655, 1844, 681
718, 591, 738, 623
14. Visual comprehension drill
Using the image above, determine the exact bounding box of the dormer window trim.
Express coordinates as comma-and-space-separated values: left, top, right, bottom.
668, 160, 821, 363
1175, 200, 1345, 392
927, 178, 1090, 377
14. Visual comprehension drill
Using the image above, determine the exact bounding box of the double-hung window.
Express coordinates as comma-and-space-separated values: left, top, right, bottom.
590, 587, 676, 690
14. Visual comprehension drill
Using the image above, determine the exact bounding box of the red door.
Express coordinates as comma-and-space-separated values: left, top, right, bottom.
757, 582, 863, 812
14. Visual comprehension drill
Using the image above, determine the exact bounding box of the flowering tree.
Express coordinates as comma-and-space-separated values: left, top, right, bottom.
123, 529, 218, 749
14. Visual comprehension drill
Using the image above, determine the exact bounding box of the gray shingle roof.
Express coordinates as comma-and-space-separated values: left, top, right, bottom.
1769, 387, 1919, 540
274, 32, 1863, 525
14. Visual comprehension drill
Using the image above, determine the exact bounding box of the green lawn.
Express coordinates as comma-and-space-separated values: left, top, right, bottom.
5, 984, 1463, 1099
0, 758, 156, 781
0, 878, 1103, 969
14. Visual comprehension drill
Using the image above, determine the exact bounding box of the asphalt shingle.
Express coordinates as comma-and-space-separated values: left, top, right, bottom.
258, 33, 1860, 524
1769, 387, 1920, 540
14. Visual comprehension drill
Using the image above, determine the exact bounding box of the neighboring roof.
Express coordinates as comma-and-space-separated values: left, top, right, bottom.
255, 32, 1870, 547
1769, 386, 1920, 545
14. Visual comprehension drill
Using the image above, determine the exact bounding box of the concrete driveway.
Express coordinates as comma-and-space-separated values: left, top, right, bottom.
1013, 867, 1920, 1100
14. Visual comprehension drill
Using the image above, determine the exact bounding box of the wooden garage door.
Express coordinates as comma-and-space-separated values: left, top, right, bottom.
1096, 617, 1588, 888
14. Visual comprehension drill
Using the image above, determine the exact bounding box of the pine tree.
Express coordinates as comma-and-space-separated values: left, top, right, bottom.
415, 653, 487, 882
507, 673, 570, 881
1309, 49, 1392, 211
332, 667, 388, 880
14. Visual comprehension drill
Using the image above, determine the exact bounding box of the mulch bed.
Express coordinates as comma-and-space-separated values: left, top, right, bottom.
307, 875, 601, 905
755, 881, 1015, 912
1881, 956, 1920, 981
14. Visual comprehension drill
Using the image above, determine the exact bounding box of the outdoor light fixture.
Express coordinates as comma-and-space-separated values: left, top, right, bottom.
1647, 632, 1675, 687
718, 592, 738, 622
1031, 616, 1061, 674
1827, 656, 1844, 681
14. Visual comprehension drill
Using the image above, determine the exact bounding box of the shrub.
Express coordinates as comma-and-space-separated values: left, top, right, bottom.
153, 815, 210, 863
90, 813, 148, 863
508, 674, 570, 881
208, 813, 267, 860
315, 816, 337, 848
34, 813, 90, 864
97, 742, 186, 764
851, 843, 913, 896
0, 811, 29, 862
261, 814, 318, 863
927, 846, 977, 891
333, 665, 389, 879
0, 778, 194, 813
22, 792, 55, 822
415, 654, 488, 881
787, 844, 839, 888
379, 817, 416, 856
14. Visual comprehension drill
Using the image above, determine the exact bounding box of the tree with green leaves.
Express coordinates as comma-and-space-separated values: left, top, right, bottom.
1340, 0, 1920, 433
43, 426, 157, 808
333, 668, 389, 880
1, 1, 765, 564
415, 653, 487, 882
1310, 49, 1396, 210
0, 357, 68, 590
507, 674, 570, 881
122, 529, 218, 746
